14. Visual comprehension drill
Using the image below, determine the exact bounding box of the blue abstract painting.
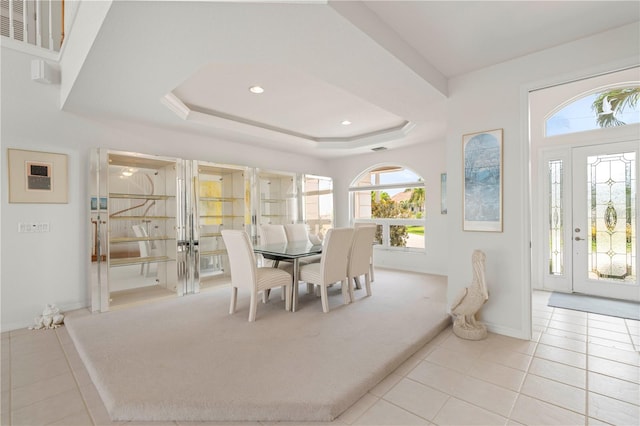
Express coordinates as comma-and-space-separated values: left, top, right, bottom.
463, 129, 502, 231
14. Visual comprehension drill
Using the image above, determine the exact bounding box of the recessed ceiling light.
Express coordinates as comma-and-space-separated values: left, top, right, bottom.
341, 120, 352, 126
249, 85, 264, 94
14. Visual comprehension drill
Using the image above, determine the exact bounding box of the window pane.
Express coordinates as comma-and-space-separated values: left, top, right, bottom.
304, 175, 333, 236
587, 152, 636, 282
548, 159, 564, 275
546, 86, 640, 137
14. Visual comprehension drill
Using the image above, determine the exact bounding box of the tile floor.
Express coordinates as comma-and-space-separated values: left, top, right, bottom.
2, 291, 639, 425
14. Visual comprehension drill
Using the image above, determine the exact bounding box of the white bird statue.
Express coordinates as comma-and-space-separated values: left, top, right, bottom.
450, 250, 489, 340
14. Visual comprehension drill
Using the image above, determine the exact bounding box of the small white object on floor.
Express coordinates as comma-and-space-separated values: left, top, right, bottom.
29, 304, 64, 330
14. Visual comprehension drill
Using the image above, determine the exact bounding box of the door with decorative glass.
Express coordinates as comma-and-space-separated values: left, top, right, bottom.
571, 141, 638, 301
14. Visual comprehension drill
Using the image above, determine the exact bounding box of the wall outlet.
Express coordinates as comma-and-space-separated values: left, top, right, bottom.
18, 222, 50, 233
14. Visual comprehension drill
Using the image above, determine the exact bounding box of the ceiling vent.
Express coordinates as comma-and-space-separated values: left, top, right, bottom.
371, 146, 387, 152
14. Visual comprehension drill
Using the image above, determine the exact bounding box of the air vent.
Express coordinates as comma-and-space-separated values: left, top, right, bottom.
371, 147, 387, 152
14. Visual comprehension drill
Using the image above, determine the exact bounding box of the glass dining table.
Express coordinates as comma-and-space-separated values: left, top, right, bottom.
253, 241, 322, 312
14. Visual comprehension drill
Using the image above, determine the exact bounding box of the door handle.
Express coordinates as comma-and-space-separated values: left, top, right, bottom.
575, 237, 585, 241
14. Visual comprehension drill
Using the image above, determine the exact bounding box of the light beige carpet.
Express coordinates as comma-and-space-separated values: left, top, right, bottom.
65, 269, 450, 422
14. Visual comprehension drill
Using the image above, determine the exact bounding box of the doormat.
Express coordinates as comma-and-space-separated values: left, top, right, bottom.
548, 292, 640, 320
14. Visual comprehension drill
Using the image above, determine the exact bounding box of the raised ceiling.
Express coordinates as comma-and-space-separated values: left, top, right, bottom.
61, 1, 640, 158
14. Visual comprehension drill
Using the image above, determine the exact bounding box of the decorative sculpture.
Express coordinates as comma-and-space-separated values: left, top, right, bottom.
28, 304, 64, 330
450, 250, 489, 340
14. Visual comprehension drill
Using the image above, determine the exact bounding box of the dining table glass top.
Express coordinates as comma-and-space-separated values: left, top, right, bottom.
253, 242, 322, 259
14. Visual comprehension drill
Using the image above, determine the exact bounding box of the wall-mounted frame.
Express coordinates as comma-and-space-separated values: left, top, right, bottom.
90, 197, 108, 210
440, 173, 447, 214
8, 148, 68, 203
463, 129, 503, 232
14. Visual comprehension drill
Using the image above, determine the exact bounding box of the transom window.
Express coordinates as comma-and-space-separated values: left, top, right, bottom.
350, 165, 425, 250
546, 85, 640, 137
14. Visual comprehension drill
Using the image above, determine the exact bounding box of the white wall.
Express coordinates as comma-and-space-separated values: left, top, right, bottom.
446, 23, 639, 339
0, 46, 329, 331
329, 140, 448, 276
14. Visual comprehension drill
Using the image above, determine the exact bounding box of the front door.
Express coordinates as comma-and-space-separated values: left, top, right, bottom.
571, 141, 639, 301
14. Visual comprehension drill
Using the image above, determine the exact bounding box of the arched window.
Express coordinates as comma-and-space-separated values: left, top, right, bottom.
546, 85, 640, 137
349, 165, 425, 251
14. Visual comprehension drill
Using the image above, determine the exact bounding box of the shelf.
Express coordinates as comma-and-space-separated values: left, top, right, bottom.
109, 215, 175, 220
110, 255, 174, 267
200, 249, 226, 256
110, 236, 174, 244
200, 233, 222, 238
261, 198, 290, 203
109, 193, 175, 200
199, 197, 242, 202
199, 215, 244, 219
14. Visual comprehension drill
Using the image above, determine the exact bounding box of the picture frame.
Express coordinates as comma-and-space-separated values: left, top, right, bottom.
440, 173, 447, 214
91, 197, 108, 211
462, 129, 503, 232
8, 148, 68, 203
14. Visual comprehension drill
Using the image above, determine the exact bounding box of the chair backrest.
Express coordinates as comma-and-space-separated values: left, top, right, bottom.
320, 227, 354, 284
221, 230, 257, 290
348, 225, 376, 277
259, 224, 287, 245
284, 223, 310, 243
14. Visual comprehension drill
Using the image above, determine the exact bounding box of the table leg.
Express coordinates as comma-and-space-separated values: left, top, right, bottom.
292, 258, 299, 312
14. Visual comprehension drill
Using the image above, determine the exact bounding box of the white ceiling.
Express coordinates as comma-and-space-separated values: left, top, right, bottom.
61, 1, 640, 158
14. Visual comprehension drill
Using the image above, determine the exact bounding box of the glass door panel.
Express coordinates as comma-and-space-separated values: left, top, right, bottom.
90, 149, 183, 312
193, 161, 249, 292
572, 141, 639, 301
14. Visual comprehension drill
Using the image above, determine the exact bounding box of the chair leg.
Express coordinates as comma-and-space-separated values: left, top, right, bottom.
306, 282, 314, 294
320, 285, 330, 313
229, 287, 238, 314
342, 279, 352, 305
370, 261, 374, 282
354, 276, 362, 290
364, 273, 372, 296
249, 292, 258, 322
263, 289, 270, 303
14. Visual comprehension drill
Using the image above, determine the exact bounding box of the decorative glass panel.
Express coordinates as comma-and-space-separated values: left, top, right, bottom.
546, 86, 640, 137
587, 152, 636, 282
548, 159, 564, 275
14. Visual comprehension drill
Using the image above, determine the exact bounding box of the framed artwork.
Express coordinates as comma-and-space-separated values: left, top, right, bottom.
91, 197, 108, 210
8, 148, 68, 203
463, 129, 503, 232
440, 173, 447, 214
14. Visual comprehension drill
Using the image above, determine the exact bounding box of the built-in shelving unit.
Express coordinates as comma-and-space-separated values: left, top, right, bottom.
255, 169, 297, 238
194, 161, 248, 290
90, 149, 181, 312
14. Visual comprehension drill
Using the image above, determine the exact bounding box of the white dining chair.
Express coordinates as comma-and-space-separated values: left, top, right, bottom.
222, 229, 292, 321
347, 225, 377, 300
259, 224, 288, 267
283, 223, 309, 243
299, 227, 354, 313
353, 222, 376, 287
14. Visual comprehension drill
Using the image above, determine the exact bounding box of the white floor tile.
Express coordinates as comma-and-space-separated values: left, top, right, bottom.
433, 397, 507, 426
588, 392, 640, 425
353, 399, 429, 425
383, 377, 448, 421
521, 374, 585, 414
588, 371, 640, 406
528, 357, 586, 389
510, 394, 584, 426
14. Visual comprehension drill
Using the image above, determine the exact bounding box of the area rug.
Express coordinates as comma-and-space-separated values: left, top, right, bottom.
65, 269, 449, 422
548, 292, 640, 320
